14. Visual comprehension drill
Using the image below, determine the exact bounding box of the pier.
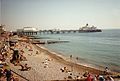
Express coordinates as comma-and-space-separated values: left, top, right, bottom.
17, 31, 37, 36
16, 25, 102, 36
17, 29, 101, 36
39, 29, 102, 34
17, 29, 102, 36
39, 24, 102, 34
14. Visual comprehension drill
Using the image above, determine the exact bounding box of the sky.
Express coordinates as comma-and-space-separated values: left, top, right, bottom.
1, 0, 120, 31
0, 0, 1, 24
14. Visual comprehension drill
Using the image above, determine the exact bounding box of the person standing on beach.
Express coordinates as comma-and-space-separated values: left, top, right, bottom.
70, 55, 73, 72
93, 75, 97, 81
105, 67, 109, 72
86, 74, 94, 81
4, 69, 12, 81
104, 67, 109, 74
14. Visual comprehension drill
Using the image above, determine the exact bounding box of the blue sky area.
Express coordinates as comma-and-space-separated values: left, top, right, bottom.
1, 0, 120, 31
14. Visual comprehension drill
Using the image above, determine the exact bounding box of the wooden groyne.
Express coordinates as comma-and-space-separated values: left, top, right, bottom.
32, 40, 69, 44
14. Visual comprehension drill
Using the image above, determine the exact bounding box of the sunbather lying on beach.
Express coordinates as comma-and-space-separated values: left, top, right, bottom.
36, 51, 39, 54
20, 55, 27, 61
28, 45, 33, 51
28, 53, 32, 56
60, 67, 70, 73
20, 63, 31, 71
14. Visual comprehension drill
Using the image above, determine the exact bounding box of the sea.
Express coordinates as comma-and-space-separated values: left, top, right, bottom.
35, 29, 120, 72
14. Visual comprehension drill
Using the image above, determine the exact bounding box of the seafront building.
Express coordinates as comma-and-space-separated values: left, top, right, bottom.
0, 25, 4, 49
17, 27, 38, 36
0, 25, 5, 35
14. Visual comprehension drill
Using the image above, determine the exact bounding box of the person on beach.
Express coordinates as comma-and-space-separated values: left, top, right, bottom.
20, 63, 31, 71
60, 67, 70, 73
104, 67, 109, 74
106, 76, 114, 81
70, 55, 72, 59
98, 75, 105, 81
24, 63, 31, 70
86, 74, 94, 81
76, 75, 81, 79
0, 68, 4, 78
93, 75, 97, 81
36, 51, 39, 54
83, 71, 89, 77
20, 49, 24, 54
4, 69, 12, 81
10, 49, 19, 64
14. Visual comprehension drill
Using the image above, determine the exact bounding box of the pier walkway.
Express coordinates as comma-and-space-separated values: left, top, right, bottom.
39, 29, 102, 34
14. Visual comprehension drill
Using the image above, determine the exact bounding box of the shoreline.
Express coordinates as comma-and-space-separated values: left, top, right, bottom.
34, 44, 110, 75
35, 41, 120, 73
39, 45, 105, 71
35, 43, 120, 74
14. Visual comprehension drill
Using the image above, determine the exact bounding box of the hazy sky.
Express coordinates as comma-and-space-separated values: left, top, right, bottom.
0, 0, 1, 24
1, 0, 120, 31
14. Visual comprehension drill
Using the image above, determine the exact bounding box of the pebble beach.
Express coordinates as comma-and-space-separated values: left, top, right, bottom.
9, 37, 119, 81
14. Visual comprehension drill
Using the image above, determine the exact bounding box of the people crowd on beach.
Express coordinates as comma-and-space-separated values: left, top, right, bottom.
85, 73, 115, 81
60, 65, 116, 81
0, 32, 19, 81
0, 31, 31, 80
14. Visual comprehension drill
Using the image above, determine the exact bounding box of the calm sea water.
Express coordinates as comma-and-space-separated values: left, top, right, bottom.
36, 29, 120, 72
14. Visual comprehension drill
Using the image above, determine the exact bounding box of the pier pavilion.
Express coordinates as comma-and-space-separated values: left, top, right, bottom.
17, 27, 38, 36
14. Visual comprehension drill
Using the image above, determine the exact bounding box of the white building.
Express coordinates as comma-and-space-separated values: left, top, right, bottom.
17, 27, 38, 36
23, 27, 37, 32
